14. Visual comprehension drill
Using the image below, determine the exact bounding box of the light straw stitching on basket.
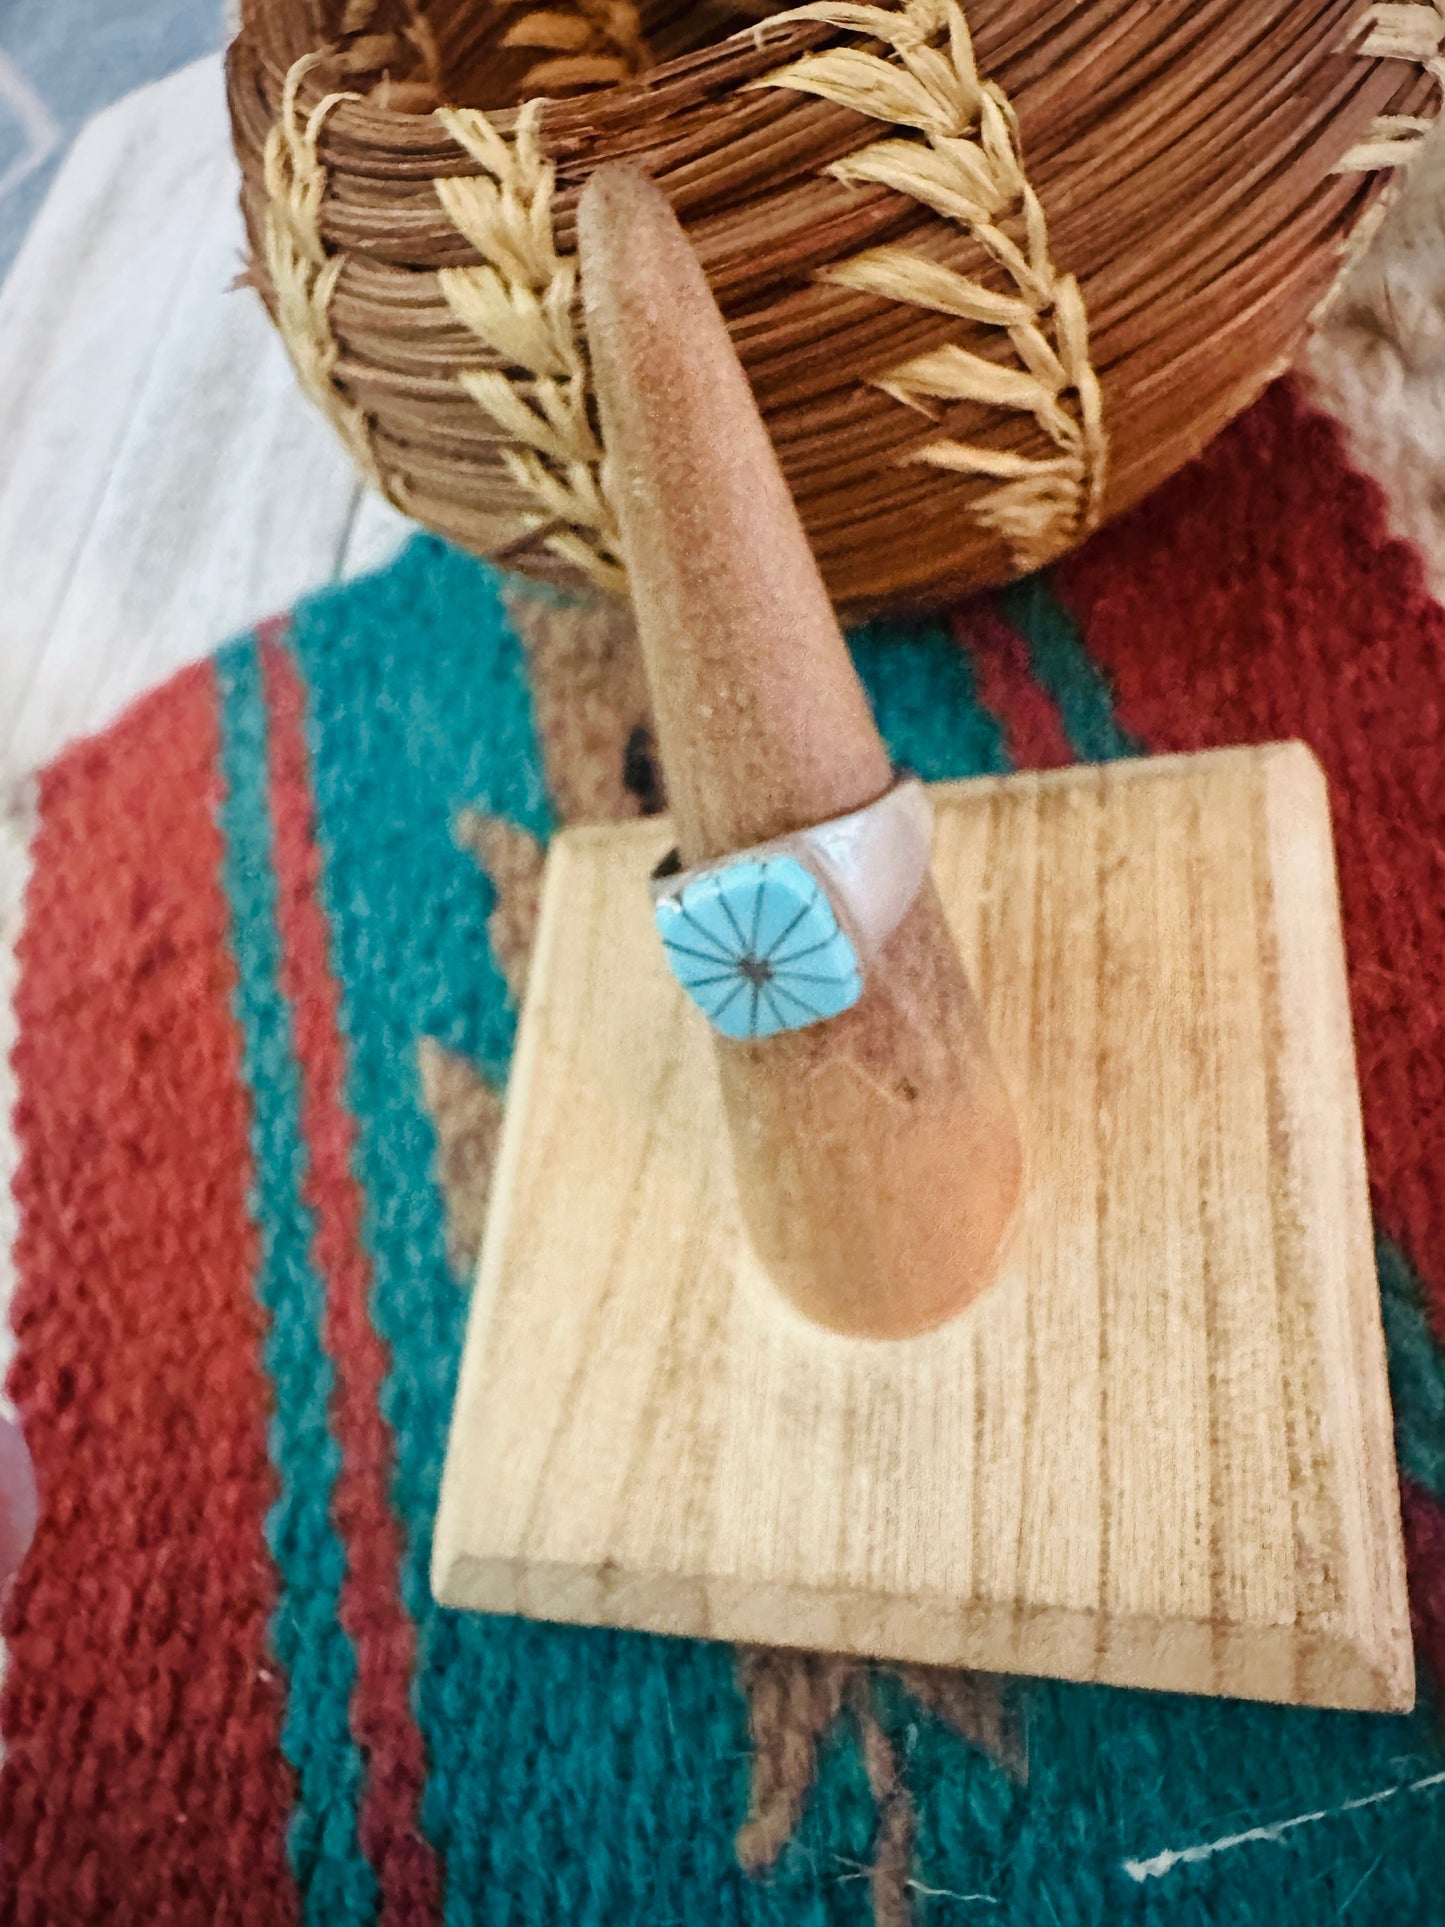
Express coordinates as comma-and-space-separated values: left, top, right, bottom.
1337, 2, 1445, 169
263, 52, 398, 499
434, 98, 627, 594
494, 0, 652, 95
751, 0, 1105, 574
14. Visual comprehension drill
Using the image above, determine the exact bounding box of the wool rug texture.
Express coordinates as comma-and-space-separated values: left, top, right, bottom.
5, 378, 1445, 1924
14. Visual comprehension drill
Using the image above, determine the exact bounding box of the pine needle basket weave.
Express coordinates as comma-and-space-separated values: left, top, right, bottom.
228, 0, 1445, 611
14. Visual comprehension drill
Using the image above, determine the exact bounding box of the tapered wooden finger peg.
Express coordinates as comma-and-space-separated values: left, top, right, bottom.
577, 163, 1024, 1338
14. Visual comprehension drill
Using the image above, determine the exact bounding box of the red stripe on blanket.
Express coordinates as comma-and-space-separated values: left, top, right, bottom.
1401, 1480, 1445, 1697
953, 601, 1074, 770
1057, 380, 1445, 1331
261, 634, 441, 1924
0, 664, 299, 1924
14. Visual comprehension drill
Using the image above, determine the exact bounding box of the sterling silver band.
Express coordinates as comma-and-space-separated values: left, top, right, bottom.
650, 776, 932, 962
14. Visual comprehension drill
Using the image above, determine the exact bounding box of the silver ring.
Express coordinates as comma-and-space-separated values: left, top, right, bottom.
650, 777, 932, 1039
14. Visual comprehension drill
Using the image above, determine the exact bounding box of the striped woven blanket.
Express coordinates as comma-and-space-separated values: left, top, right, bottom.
3, 381, 1445, 1924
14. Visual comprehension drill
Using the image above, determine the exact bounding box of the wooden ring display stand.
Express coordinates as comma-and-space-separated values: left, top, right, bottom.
432, 168, 1412, 1713
228, 0, 1443, 613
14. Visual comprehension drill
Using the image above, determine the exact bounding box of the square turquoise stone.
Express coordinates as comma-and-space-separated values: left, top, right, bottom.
654, 853, 863, 1039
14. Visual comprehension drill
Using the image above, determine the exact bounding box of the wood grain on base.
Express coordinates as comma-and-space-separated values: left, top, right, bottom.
433, 744, 1412, 1712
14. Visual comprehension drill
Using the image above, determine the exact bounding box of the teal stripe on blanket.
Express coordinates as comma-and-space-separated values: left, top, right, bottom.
215, 640, 377, 1922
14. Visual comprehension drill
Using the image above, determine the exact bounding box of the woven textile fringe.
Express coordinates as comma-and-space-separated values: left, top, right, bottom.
753, 0, 1106, 574
434, 101, 628, 595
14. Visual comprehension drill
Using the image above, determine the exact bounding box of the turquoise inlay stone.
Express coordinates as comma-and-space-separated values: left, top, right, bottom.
655, 854, 863, 1039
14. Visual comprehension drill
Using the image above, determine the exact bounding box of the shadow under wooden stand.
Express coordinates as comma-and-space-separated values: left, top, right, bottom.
432, 171, 1411, 1712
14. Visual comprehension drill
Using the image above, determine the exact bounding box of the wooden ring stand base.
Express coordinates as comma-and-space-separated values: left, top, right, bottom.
433, 742, 1412, 1713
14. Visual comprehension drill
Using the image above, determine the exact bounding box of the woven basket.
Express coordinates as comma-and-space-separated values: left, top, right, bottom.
228, 0, 1442, 611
